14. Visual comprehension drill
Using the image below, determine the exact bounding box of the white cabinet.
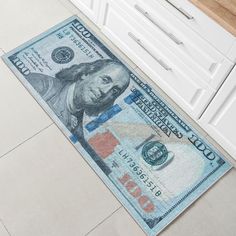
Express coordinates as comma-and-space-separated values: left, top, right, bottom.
70, 0, 101, 23
157, 0, 236, 61
123, 0, 233, 90
99, 0, 233, 119
200, 66, 236, 159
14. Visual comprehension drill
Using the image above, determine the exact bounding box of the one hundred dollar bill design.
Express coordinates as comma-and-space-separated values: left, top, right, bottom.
2, 16, 232, 236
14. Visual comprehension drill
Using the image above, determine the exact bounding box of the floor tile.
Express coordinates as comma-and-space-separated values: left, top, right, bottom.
160, 168, 236, 236
0, 59, 52, 157
0, 124, 120, 236
0, 0, 72, 52
88, 169, 236, 236
0, 221, 10, 236
87, 207, 145, 236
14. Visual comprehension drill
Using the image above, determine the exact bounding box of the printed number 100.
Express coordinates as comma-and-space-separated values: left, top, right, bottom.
119, 173, 155, 213
188, 134, 215, 160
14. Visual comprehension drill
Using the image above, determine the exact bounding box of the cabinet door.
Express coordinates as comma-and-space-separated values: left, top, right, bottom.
70, 0, 101, 23
200, 67, 236, 160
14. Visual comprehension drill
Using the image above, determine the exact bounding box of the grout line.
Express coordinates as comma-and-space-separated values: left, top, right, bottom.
0, 123, 54, 159
0, 48, 6, 56
0, 48, 6, 52
84, 206, 122, 236
0, 219, 12, 236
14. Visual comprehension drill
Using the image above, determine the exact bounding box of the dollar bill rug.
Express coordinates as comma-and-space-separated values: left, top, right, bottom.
2, 16, 232, 236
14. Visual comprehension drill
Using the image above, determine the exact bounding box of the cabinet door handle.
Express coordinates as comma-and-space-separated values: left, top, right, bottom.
128, 32, 172, 71
165, 0, 194, 20
134, 4, 183, 45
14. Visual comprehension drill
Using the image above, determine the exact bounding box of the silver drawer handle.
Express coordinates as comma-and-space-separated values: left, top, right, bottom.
128, 32, 172, 71
134, 4, 183, 45
165, 0, 194, 20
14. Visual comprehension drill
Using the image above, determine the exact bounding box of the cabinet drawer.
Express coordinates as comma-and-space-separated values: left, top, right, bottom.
122, 0, 233, 90
101, 0, 215, 118
157, 0, 235, 59
200, 66, 236, 160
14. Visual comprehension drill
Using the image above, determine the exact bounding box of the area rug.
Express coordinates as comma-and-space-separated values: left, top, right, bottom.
2, 16, 232, 236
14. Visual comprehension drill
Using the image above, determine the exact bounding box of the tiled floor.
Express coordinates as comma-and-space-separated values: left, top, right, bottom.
0, 0, 235, 236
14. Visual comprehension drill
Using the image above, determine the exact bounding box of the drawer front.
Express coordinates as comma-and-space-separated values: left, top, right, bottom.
123, 0, 233, 90
157, 0, 235, 58
200, 67, 236, 160
101, 0, 215, 118
70, 0, 101, 23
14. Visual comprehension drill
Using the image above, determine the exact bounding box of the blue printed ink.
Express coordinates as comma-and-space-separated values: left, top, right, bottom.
124, 90, 142, 104
70, 135, 78, 143
86, 104, 122, 132
85, 121, 99, 132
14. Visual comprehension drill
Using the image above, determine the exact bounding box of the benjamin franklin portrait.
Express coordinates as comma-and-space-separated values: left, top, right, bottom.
26, 58, 130, 140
